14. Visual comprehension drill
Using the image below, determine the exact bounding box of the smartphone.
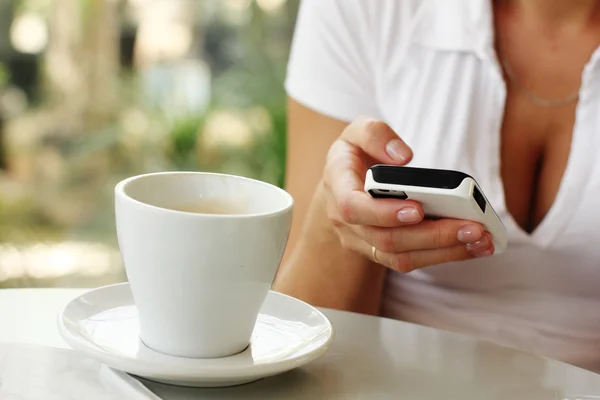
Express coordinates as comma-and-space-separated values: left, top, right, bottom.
364, 164, 508, 254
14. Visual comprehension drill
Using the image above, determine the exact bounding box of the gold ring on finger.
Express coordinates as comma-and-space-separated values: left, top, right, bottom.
371, 246, 380, 264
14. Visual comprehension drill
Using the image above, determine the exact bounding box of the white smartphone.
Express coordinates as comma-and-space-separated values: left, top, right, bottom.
364, 164, 508, 254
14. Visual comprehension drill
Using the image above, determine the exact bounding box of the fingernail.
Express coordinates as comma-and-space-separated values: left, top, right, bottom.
398, 207, 421, 224
471, 249, 493, 258
465, 236, 490, 253
457, 224, 483, 243
385, 139, 411, 162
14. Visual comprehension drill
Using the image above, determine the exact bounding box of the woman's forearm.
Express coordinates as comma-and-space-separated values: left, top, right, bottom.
273, 183, 387, 315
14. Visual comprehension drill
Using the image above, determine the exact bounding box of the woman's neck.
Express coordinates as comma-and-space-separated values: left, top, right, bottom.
499, 0, 600, 29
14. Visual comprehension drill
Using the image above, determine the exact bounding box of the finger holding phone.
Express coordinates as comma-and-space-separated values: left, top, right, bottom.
322, 117, 506, 273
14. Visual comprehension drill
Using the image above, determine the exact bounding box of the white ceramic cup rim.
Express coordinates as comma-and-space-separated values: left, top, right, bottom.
115, 171, 294, 219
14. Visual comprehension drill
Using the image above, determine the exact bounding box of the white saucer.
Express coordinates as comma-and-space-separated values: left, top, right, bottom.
57, 283, 334, 387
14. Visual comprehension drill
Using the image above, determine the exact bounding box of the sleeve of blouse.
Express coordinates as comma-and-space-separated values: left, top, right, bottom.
284, 0, 381, 122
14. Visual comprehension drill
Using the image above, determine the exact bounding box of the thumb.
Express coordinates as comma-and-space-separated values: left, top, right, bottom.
340, 117, 412, 165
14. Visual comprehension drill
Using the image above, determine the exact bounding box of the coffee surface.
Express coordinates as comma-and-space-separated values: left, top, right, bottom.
170, 197, 246, 215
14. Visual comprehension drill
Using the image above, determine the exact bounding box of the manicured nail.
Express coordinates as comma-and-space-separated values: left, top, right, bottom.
457, 224, 483, 243
397, 207, 421, 224
471, 249, 493, 258
385, 139, 411, 162
466, 236, 490, 253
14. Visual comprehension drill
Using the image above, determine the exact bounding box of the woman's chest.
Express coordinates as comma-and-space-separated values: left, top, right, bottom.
498, 90, 576, 233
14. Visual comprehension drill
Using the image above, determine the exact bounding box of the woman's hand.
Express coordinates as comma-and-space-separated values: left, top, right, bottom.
323, 117, 494, 273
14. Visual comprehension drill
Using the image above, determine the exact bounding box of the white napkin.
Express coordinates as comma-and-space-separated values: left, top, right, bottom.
99, 365, 162, 400
0, 343, 161, 400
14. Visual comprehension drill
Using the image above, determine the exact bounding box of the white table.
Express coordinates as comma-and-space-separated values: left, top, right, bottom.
1, 288, 600, 399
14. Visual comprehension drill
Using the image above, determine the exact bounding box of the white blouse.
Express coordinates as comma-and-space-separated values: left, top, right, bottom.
285, 0, 600, 371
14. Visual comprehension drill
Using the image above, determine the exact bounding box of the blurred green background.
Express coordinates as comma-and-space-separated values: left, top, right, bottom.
0, 0, 298, 287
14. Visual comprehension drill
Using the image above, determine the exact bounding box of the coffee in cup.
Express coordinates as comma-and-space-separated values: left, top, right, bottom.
169, 197, 246, 215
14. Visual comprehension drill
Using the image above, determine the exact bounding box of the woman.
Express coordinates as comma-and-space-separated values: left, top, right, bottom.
273, 0, 600, 372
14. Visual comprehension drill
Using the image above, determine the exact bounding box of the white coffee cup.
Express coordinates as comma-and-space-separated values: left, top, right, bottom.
114, 172, 293, 358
